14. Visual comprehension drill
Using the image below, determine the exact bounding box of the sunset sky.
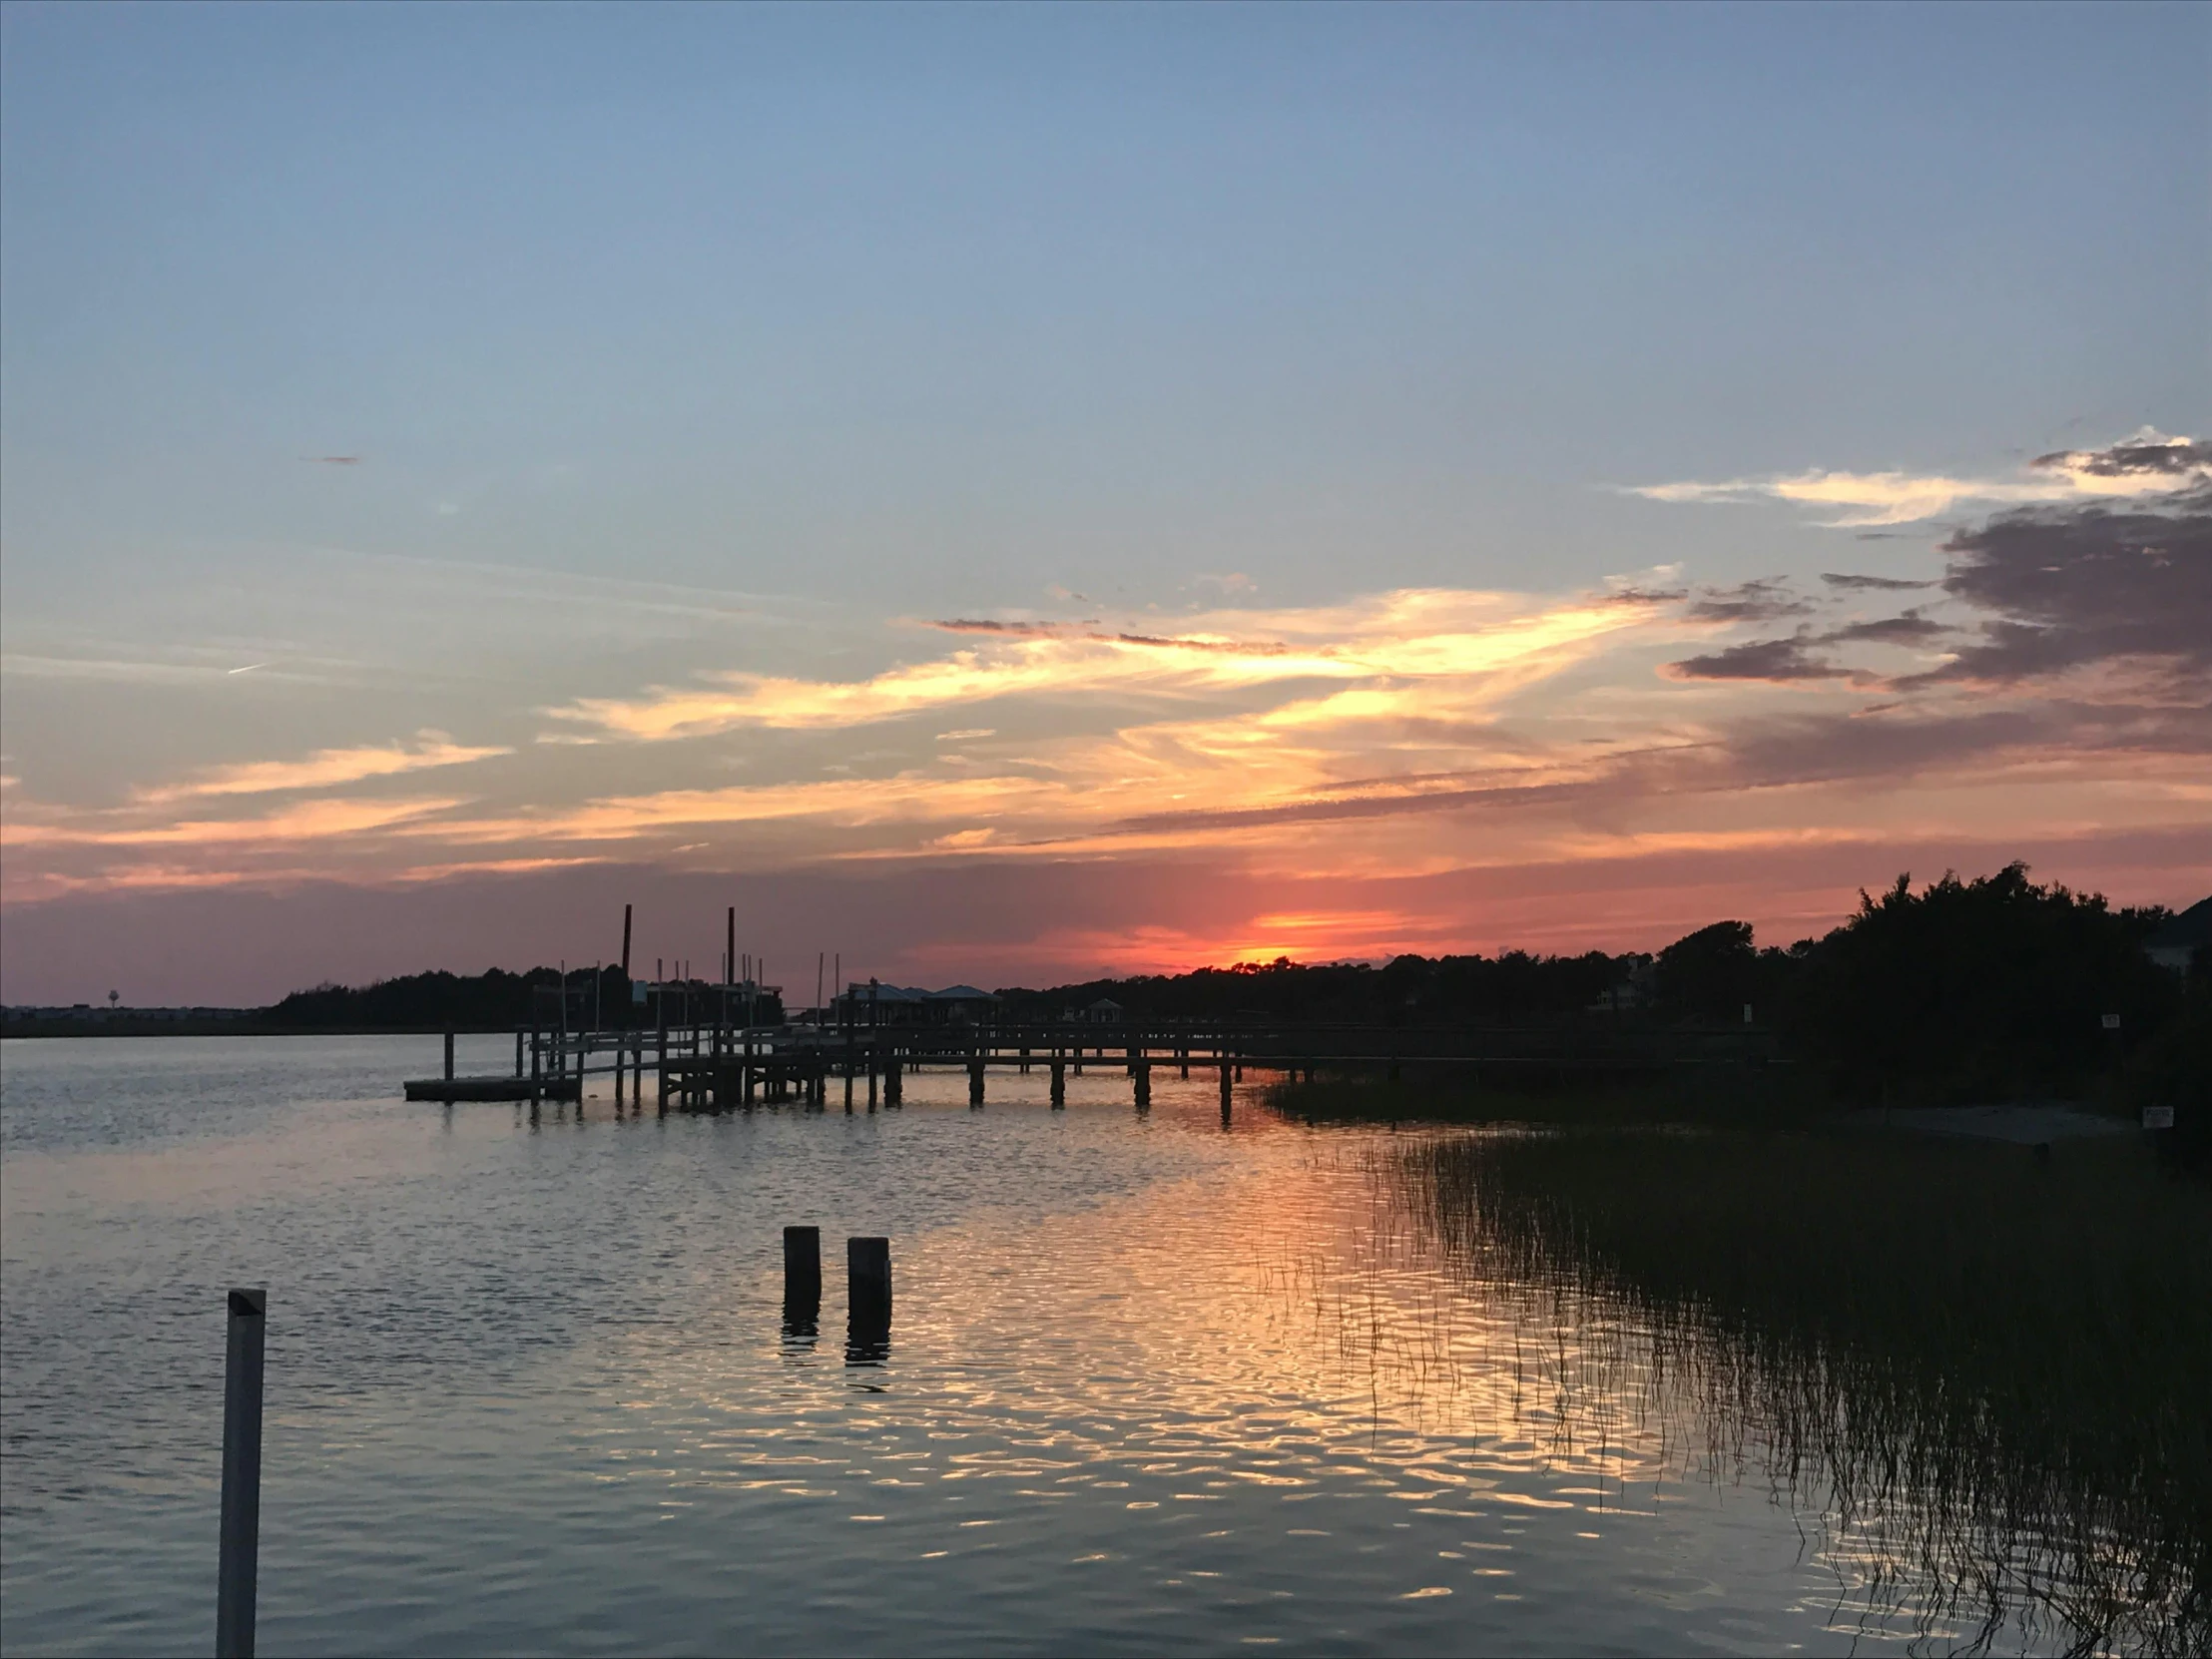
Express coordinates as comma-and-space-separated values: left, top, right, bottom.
3, 4, 2207, 1005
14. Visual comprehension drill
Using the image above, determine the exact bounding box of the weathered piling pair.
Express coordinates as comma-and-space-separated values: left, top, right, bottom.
782, 1226, 891, 1356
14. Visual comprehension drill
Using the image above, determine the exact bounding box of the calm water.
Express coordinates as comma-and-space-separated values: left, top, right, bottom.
0, 1036, 2130, 1655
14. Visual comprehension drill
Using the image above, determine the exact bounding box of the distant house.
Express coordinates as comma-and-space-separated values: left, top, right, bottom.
1084, 997, 1124, 1024
830, 982, 1000, 1026
1589, 958, 1656, 1014
2146, 896, 2211, 972
926, 985, 1000, 1025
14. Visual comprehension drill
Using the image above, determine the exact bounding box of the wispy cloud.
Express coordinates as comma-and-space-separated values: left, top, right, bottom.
1634, 429, 2210, 527
1822, 572, 1936, 592
546, 588, 1670, 741
134, 734, 510, 804
3, 796, 466, 850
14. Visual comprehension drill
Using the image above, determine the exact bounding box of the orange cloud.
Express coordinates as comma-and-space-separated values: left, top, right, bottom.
134, 734, 508, 803
2, 796, 467, 849
545, 588, 1667, 740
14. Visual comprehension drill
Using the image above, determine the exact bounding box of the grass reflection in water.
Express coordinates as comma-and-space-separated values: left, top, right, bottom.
1389, 1127, 2210, 1657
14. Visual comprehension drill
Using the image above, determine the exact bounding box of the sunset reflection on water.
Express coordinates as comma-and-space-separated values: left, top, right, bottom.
2, 1036, 2168, 1656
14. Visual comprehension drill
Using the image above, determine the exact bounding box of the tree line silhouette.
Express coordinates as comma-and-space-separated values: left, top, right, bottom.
264, 862, 2203, 1145
1001, 863, 2204, 1134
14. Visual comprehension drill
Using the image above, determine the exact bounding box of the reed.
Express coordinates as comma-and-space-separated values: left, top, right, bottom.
1269, 1062, 1830, 1127
1396, 1128, 2210, 1656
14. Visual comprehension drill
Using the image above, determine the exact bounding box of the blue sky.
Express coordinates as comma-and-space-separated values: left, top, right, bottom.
3, 3, 2206, 1000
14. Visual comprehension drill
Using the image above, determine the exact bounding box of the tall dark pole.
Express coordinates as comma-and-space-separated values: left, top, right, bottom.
727, 907, 736, 989
218, 1288, 267, 1659
621, 904, 633, 978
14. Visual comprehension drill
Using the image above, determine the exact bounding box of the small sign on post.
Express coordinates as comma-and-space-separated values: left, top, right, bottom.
2143, 1105, 2175, 1130
2102, 1013, 2121, 1030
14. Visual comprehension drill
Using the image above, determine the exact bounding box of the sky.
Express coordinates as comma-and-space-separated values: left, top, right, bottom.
3, 2, 2207, 1005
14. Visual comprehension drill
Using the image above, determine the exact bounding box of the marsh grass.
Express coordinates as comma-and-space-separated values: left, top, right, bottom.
1268, 1061, 1832, 1127
1394, 1127, 2210, 1655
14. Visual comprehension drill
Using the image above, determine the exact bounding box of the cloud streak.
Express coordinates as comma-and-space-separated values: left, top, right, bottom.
546, 589, 1667, 741
134, 734, 510, 804
1636, 430, 2211, 526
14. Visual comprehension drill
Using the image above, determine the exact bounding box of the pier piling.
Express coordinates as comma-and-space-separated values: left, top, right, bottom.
217, 1288, 266, 1659
847, 1236, 891, 1319
785, 1225, 822, 1318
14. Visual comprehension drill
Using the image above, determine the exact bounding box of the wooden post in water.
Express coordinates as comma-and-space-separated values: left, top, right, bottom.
968, 1029, 985, 1107
1049, 1054, 1065, 1107
785, 1225, 822, 1315
217, 1288, 267, 1659
657, 989, 669, 1114
847, 1236, 891, 1318
443, 1029, 455, 1081
514, 1028, 524, 1078
884, 1039, 902, 1106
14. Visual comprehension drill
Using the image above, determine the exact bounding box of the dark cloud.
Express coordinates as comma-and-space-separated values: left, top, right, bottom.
2030, 436, 2212, 478
1663, 635, 1841, 683
1905, 495, 2212, 687
1112, 631, 1291, 656
1684, 579, 1813, 624
303, 455, 361, 465
1712, 701, 2212, 791
1816, 609, 1949, 647
931, 618, 1290, 655
933, 618, 1086, 638
1822, 572, 1936, 591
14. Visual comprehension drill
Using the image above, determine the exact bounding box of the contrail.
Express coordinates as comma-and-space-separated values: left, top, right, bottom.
227, 663, 274, 675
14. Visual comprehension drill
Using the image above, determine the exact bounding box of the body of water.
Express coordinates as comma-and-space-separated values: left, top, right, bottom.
0, 1036, 2184, 1654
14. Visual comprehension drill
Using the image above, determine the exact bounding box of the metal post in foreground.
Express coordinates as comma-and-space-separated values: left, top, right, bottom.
218, 1288, 267, 1659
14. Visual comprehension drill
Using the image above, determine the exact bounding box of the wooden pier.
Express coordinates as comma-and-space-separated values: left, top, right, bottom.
404, 1008, 1777, 1113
